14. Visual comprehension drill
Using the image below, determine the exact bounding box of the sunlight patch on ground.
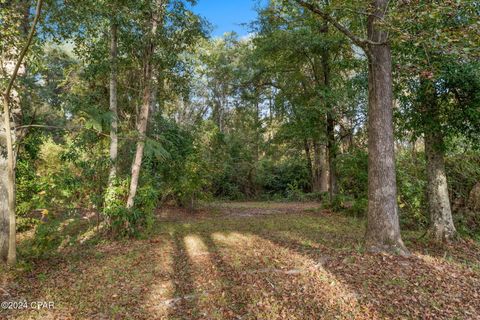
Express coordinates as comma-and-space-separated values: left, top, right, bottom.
211, 232, 254, 247
210, 231, 373, 318
184, 234, 209, 257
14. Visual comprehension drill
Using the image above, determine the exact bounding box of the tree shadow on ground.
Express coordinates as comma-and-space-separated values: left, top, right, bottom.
3, 208, 480, 319
167, 232, 198, 319
2, 234, 178, 319
252, 224, 480, 319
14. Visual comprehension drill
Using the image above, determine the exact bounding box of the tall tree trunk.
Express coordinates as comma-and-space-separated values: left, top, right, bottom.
421, 81, 456, 241
126, 0, 163, 209
312, 142, 329, 193
320, 20, 338, 200
108, 21, 118, 185
425, 132, 456, 241
304, 139, 313, 192
364, 0, 407, 254
126, 63, 153, 209
0, 129, 10, 261
2, 95, 16, 265
104, 21, 119, 219
326, 114, 337, 198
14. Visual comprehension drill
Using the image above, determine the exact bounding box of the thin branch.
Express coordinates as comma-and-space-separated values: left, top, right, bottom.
4, 0, 44, 100
293, 0, 385, 50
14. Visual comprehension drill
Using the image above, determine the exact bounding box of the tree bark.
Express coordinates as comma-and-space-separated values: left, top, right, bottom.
0, 130, 9, 261
319, 19, 338, 201
304, 139, 313, 192
126, 0, 164, 209
326, 114, 337, 198
107, 21, 118, 185
425, 132, 456, 241
126, 61, 153, 209
364, 0, 407, 254
312, 141, 329, 193
421, 81, 456, 241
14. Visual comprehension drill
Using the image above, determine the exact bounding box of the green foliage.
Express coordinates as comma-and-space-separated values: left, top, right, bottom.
336, 149, 368, 200
445, 153, 480, 203
446, 153, 480, 238
16, 133, 43, 216
396, 151, 428, 229
285, 182, 306, 202
9, 0, 480, 246
257, 158, 310, 198
30, 218, 63, 257
348, 198, 368, 218
327, 194, 367, 218
148, 116, 211, 207
103, 177, 157, 238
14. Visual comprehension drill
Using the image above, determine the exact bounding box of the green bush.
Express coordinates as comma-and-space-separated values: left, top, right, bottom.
257, 158, 311, 197
396, 151, 428, 229
104, 178, 157, 238
347, 198, 368, 218
336, 149, 368, 200
30, 218, 63, 257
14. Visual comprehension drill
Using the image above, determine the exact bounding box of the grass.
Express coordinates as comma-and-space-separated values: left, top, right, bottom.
1, 202, 479, 319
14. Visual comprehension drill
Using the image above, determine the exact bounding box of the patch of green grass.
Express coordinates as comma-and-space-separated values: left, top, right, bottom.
384, 277, 407, 287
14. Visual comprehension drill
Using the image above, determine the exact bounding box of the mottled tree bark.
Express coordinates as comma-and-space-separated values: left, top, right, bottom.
421, 81, 456, 241
107, 21, 118, 185
126, 61, 153, 209
425, 132, 456, 241
364, 0, 407, 254
104, 21, 119, 219
0, 130, 9, 261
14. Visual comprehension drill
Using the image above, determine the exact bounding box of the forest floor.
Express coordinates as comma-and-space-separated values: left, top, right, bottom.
1, 201, 480, 319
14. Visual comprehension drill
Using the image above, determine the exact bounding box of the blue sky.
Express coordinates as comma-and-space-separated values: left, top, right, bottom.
191, 0, 267, 37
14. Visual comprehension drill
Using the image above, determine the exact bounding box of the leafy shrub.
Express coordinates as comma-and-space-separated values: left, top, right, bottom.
257, 158, 310, 197
396, 151, 428, 229
30, 219, 63, 257
446, 153, 480, 205
104, 178, 157, 238
347, 198, 368, 218
329, 194, 354, 212
336, 149, 368, 200
286, 182, 306, 201
16, 217, 41, 232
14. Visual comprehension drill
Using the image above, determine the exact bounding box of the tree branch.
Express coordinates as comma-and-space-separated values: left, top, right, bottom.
4, 0, 44, 99
292, 0, 385, 49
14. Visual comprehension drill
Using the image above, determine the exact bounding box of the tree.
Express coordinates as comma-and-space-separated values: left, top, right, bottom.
253, 1, 355, 197
107, 19, 119, 187
126, 0, 166, 208
1, 0, 43, 265
392, 0, 480, 241
293, 0, 408, 253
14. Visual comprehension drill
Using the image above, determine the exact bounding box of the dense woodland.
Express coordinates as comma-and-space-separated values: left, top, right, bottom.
1, 0, 480, 319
